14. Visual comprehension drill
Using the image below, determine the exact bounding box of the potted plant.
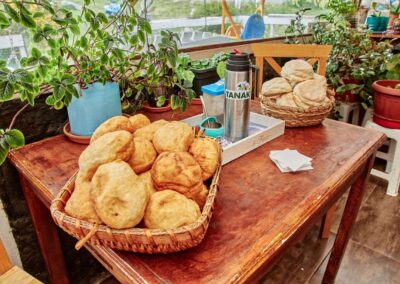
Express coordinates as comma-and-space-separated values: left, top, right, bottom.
312, 3, 392, 107
190, 52, 229, 102
132, 31, 195, 113
371, 54, 400, 128
367, 2, 389, 32
0, 0, 152, 162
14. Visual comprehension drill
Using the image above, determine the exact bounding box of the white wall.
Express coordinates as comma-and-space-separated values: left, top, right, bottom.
0, 198, 22, 267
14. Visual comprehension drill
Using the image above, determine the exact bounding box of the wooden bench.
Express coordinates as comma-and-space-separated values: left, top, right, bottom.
0, 238, 42, 284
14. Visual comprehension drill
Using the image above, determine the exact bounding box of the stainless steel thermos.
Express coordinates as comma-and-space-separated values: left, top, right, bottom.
224, 52, 257, 142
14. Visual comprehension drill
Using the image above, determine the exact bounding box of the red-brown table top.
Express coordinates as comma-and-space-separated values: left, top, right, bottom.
9, 102, 385, 283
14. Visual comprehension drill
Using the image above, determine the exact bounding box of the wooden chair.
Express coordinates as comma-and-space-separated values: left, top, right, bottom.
251, 43, 335, 238
251, 43, 332, 98
0, 238, 42, 284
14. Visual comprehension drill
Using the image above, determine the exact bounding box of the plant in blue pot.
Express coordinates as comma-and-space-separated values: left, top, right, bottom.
0, 0, 153, 162
367, 2, 390, 32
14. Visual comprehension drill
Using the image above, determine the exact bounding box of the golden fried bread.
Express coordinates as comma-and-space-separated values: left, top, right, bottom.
144, 190, 200, 229
128, 137, 157, 174
151, 152, 203, 197
281, 59, 314, 86
260, 77, 292, 97
128, 114, 151, 132
293, 79, 326, 105
90, 116, 133, 143
78, 130, 134, 180
138, 171, 156, 196
189, 137, 221, 180
65, 171, 101, 223
133, 119, 169, 141
190, 184, 209, 209
153, 121, 195, 153
276, 92, 298, 108
313, 73, 327, 87
91, 160, 148, 229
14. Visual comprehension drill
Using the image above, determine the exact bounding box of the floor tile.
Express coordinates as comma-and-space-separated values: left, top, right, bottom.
330, 176, 379, 234
310, 240, 400, 284
350, 204, 400, 262
261, 226, 335, 283
365, 180, 400, 217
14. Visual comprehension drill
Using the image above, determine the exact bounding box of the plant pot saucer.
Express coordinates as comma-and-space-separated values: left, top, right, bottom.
143, 102, 172, 113
63, 122, 91, 144
192, 98, 203, 105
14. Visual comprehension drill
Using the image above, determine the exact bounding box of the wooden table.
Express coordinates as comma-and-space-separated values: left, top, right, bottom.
8, 103, 385, 284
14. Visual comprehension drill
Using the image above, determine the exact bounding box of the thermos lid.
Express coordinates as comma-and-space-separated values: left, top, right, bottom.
201, 80, 225, 96
226, 52, 250, 72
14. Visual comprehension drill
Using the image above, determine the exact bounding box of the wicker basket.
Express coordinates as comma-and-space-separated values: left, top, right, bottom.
50, 165, 221, 254
260, 89, 335, 127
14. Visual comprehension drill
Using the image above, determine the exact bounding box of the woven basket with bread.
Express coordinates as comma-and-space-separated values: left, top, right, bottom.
260, 59, 335, 127
50, 115, 221, 254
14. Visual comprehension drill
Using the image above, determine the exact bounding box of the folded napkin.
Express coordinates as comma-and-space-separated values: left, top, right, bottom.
269, 149, 313, 173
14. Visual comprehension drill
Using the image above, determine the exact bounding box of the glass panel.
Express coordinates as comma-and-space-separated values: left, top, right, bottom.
0, 0, 328, 65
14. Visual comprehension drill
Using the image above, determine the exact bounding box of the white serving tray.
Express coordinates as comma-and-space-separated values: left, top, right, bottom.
182, 112, 285, 165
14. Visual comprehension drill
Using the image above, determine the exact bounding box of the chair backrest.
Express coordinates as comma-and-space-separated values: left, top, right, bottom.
0, 238, 12, 275
251, 43, 332, 97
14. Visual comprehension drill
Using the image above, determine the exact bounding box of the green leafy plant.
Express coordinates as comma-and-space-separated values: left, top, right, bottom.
390, 1, 400, 14
312, 4, 392, 109
381, 53, 400, 80
0, 0, 153, 164
285, 8, 312, 44
190, 52, 229, 70
133, 30, 195, 112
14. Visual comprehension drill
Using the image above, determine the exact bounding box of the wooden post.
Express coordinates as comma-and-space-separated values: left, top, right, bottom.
19, 176, 70, 284
322, 155, 375, 283
319, 204, 336, 239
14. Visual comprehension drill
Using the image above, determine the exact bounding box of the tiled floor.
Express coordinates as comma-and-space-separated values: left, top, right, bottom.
261, 175, 400, 284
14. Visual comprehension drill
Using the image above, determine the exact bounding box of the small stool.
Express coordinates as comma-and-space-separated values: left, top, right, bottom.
336, 102, 360, 125
365, 120, 400, 196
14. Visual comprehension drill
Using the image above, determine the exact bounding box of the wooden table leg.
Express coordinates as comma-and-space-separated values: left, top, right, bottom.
319, 203, 336, 239
19, 176, 70, 284
322, 155, 375, 284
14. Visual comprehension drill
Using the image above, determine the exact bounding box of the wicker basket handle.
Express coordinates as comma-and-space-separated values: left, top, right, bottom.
75, 223, 99, 250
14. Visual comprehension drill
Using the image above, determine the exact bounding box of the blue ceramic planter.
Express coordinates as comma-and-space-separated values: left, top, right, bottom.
67, 82, 122, 136
367, 16, 389, 32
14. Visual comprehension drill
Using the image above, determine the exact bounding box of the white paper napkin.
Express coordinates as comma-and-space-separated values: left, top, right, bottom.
269, 149, 313, 173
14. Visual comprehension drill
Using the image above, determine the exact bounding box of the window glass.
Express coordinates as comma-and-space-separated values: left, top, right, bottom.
0, 0, 328, 65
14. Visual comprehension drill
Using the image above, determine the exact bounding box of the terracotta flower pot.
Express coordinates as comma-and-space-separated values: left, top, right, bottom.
372, 80, 400, 129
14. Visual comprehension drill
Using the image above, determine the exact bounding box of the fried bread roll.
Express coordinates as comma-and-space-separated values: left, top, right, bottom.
129, 137, 157, 174
151, 152, 203, 198
91, 160, 148, 229
189, 137, 221, 180
144, 190, 200, 229
79, 130, 134, 180
153, 121, 195, 153
90, 116, 133, 143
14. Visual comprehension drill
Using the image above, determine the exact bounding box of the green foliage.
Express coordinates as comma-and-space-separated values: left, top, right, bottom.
390, 2, 400, 15
382, 54, 400, 80
0, 128, 24, 165
0, 0, 150, 110
190, 52, 229, 70
312, 6, 392, 108
285, 8, 312, 44
131, 30, 195, 112
0, 0, 197, 164
217, 61, 227, 79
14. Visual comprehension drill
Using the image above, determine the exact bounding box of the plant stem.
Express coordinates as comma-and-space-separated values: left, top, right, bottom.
8, 104, 29, 130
